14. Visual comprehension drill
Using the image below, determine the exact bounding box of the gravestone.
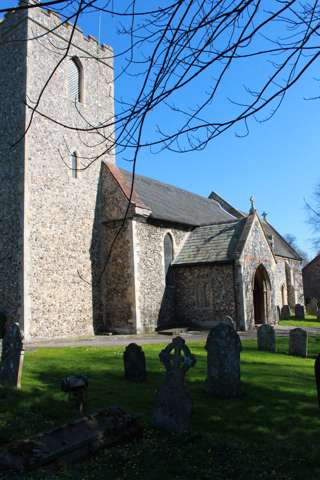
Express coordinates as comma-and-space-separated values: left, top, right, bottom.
152, 336, 196, 434
317, 310, 320, 321
307, 298, 318, 316
257, 324, 276, 352
123, 343, 146, 382
289, 328, 308, 357
0, 407, 142, 472
205, 323, 241, 398
61, 374, 89, 414
0, 322, 24, 388
222, 315, 236, 330
280, 305, 291, 320
295, 304, 305, 320
276, 306, 281, 322
315, 354, 320, 407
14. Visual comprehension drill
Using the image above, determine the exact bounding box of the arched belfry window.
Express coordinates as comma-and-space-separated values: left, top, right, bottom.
71, 151, 78, 178
164, 233, 174, 286
68, 57, 83, 102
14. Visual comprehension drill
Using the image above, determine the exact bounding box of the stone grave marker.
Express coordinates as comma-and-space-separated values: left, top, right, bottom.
307, 298, 318, 316
280, 305, 291, 320
289, 328, 308, 358
205, 323, 241, 398
152, 336, 196, 434
295, 304, 305, 320
123, 343, 147, 382
61, 374, 88, 414
222, 315, 236, 330
0, 322, 24, 388
315, 354, 320, 408
0, 407, 142, 472
257, 324, 276, 353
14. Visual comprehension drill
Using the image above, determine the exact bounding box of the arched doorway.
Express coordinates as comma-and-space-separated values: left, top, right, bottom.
253, 265, 271, 325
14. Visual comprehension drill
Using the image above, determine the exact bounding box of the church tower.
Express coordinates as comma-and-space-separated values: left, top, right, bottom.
0, 1, 115, 339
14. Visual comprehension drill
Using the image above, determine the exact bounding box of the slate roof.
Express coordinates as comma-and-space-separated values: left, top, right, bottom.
107, 165, 301, 262
173, 220, 246, 265
262, 222, 301, 261
120, 169, 236, 226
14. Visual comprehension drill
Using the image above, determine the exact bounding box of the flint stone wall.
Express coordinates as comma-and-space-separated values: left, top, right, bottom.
174, 264, 236, 327
0, 6, 115, 339
101, 169, 136, 333
134, 221, 189, 332
0, 12, 27, 328
237, 216, 277, 330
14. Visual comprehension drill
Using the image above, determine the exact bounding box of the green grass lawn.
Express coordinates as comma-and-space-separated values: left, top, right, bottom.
1, 337, 320, 479
280, 314, 320, 329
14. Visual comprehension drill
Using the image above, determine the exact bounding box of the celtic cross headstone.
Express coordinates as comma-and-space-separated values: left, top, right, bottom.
152, 336, 196, 434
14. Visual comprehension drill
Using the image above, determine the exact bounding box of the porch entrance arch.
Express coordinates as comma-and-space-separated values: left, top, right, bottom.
253, 264, 271, 325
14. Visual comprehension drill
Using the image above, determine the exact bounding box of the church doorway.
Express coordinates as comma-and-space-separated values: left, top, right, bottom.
253, 265, 271, 325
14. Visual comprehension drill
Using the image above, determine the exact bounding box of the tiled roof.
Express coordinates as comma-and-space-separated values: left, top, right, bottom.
173, 220, 246, 265
120, 169, 236, 226
262, 222, 301, 261
106, 164, 301, 262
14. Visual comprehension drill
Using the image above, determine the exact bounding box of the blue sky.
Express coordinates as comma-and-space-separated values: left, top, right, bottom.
82, 4, 320, 259
2, 2, 320, 258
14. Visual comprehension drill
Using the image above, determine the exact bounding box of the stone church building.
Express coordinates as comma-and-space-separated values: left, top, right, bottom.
0, 3, 304, 340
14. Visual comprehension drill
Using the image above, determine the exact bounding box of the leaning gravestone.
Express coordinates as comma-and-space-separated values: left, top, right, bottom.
295, 304, 305, 320
289, 328, 308, 358
123, 343, 146, 382
205, 323, 241, 398
307, 298, 318, 316
257, 324, 276, 353
152, 336, 196, 434
0, 322, 24, 388
280, 305, 291, 320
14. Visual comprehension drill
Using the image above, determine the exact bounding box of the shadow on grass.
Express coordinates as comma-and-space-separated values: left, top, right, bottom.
1, 341, 319, 451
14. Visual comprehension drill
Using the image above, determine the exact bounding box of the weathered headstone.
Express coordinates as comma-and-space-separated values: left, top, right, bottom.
295, 304, 305, 320
61, 374, 88, 414
289, 328, 308, 357
205, 323, 241, 398
123, 343, 146, 382
280, 305, 291, 320
0, 407, 142, 472
0, 322, 24, 388
307, 298, 318, 316
315, 354, 320, 407
222, 315, 236, 330
152, 336, 196, 434
257, 324, 276, 352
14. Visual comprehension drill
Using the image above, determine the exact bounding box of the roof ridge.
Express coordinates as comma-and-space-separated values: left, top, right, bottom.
119, 167, 236, 214
262, 220, 301, 261
196, 219, 243, 227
